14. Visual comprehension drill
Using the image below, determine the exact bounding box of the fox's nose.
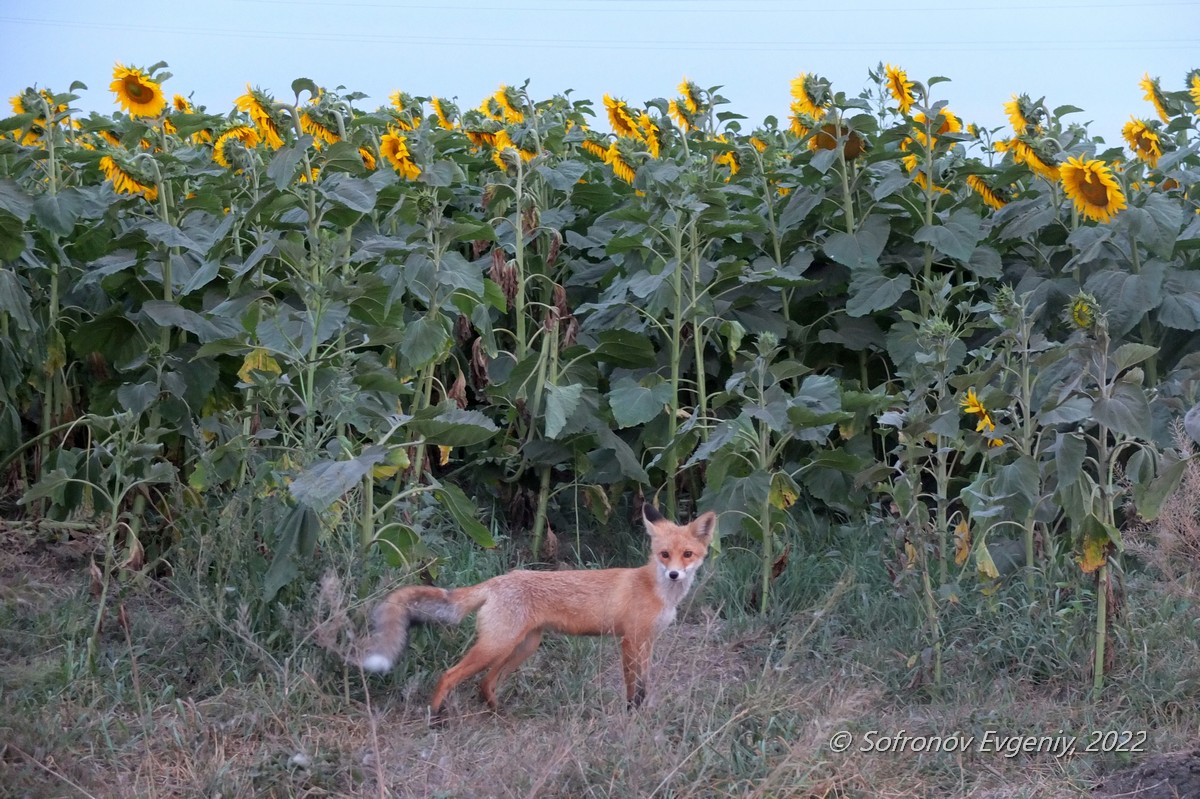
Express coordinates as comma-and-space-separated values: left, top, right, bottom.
668, 570, 680, 580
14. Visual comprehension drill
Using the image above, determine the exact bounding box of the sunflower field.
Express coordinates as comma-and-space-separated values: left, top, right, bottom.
4, 61, 1200, 699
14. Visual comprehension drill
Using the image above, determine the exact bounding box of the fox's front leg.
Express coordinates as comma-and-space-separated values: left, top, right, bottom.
620, 633, 653, 708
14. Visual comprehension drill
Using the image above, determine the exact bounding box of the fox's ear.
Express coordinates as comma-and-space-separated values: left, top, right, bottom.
642, 502, 664, 535
691, 511, 717, 545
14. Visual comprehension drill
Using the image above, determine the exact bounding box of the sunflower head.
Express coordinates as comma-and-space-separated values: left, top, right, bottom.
493, 85, 525, 124
960, 387, 987, 418
668, 98, 697, 133
678, 78, 703, 114
300, 108, 340, 147
172, 94, 193, 113
1122, 116, 1164, 168
99, 153, 158, 201
1189, 71, 1200, 114
809, 123, 866, 160
713, 136, 740, 181
430, 97, 458, 130
637, 112, 661, 159
235, 85, 286, 149
1060, 156, 1127, 223
380, 129, 421, 179
110, 62, 167, 119
581, 131, 609, 159
966, 174, 1009, 210
883, 64, 916, 115
1140, 73, 1171, 124
790, 72, 831, 120
603, 139, 638, 185
604, 94, 639, 138
911, 108, 962, 150
388, 91, 423, 130
1004, 93, 1044, 136
1068, 292, 1099, 331
212, 124, 261, 169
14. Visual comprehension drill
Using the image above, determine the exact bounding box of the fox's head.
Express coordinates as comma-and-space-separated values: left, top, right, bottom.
643, 504, 716, 590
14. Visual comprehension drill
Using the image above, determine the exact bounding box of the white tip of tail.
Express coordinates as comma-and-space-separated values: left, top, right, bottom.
361, 653, 394, 673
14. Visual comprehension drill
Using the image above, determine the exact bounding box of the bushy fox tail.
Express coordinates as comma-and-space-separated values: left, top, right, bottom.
360, 585, 485, 673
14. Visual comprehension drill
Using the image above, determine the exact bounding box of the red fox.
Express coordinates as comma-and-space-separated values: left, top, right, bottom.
360, 504, 716, 714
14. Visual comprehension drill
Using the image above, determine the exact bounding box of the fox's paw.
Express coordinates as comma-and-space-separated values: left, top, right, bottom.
361, 654, 394, 673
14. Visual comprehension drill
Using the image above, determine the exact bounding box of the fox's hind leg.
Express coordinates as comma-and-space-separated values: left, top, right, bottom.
478, 630, 543, 710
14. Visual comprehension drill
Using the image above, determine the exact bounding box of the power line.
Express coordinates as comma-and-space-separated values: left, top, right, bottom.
245, 0, 1200, 8
2, 16, 1196, 53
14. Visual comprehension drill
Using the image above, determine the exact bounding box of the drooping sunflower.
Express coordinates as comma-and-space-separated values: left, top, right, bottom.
300, 109, 340, 147
380, 129, 421, 179
604, 94, 639, 138
461, 110, 500, 148
668, 98, 696, 133
998, 138, 1060, 181
581, 132, 609, 159
809, 123, 865, 160
789, 111, 810, 139
234, 85, 285, 149
388, 90, 422, 131
911, 109, 961, 149
1190, 72, 1200, 113
98, 128, 123, 148
637, 112, 661, 159
884, 64, 915, 115
430, 97, 457, 130
966, 175, 1008, 210
1140, 73, 1170, 124
493, 85, 524, 124
789, 72, 829, 120
358, 147, 377, 171
714, 136, 739, 181
1060, 156, 1127, 223
99, 154, 158, 201
749, 135, 768, 153
490, 128, 537, 171
110, 63, 166, 119
1004, 93, 1042, 136
678, 78, 702, 114
603, 140, 637, 184
1122, 117, 1163, 168
212, 125, 261, 168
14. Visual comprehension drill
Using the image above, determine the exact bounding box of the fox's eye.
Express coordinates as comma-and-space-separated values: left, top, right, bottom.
660, 551, 670, 559
683, 550, 693, 559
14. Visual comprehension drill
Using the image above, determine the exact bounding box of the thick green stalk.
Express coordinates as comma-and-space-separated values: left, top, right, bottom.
665, 224, 687, 520
1092, 561, 1108, 701
529, 322, 559, 560
513, 161, 528, 362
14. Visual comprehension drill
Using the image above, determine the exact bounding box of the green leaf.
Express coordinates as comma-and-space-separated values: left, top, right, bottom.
0, 211, 24, 260
545, 383, 584, 439
33, 189, 83, 236
289, 449, 386, 510
846, 271, 910, 317
608, 377, 670, 429
1085, 262, 1164, 337
0, 179, 32, 220
593, 330, 657, 368
0, 268, 35, 330
400, 315, 451, 370
535, 160, 588, 192
318, 173, 377, 214
1133, 455, 1187, 522
408, 406, 498, 447
433, 481, 496, 548
142, 300, 240, 343
1158, 268, 1200, 330
264, 502, 321, 601
823, 215, 889, 270
267, 141, 306, 190
913, 209, 981, 262
1112, 343, 1159, 374
1093, 382, 1153, 441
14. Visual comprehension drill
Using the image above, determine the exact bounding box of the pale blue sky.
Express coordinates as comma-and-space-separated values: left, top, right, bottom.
3, 0, 1199, 146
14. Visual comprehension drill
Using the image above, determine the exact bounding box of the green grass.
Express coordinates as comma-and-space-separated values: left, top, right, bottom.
3, 511, 1199, 798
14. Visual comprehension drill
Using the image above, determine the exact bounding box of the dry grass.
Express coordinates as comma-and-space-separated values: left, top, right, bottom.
2, 518, 1197, 798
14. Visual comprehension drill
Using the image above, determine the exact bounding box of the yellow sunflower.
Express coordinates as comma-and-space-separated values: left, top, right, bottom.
1069, 292, 1098, 330
99, 155, 158, 201
714, 137, 739, 181
110, 63, 166, 119
790, 72, 828, 120
668, 98, 696, 133
212, 125, 261, 168
999, 138, 1059, 181
1140, 73, 1170, 124
1060, 156, 1127, 223
960, 387, 987, 418
1122, 117, 1162, 168
430, 97, 457, 130
234, 85, 284, 150
300, 110, 340, 147
884, 64, 915, 115
581, 133, 609, 159
359, 147, 377, 171
380, 129, 421, 180
750, 136, 768, 153
1004, 94, 1041, 136
604, 94, 639, 138
789, 112, 809, 139
1191, 72, 1200, 113
493, 85, 524, 124
388, 91, 422, 131
604, 141, 636, 184
678, 78, 702, 114
173, 94, 193, 113
637, 112, 661, 159
966, 175, 1007, 210
911, 109, 961, 149
809, 123, 865, 160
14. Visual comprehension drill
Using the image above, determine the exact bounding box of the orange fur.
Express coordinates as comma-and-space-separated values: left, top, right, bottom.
361, 506, 716, 715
